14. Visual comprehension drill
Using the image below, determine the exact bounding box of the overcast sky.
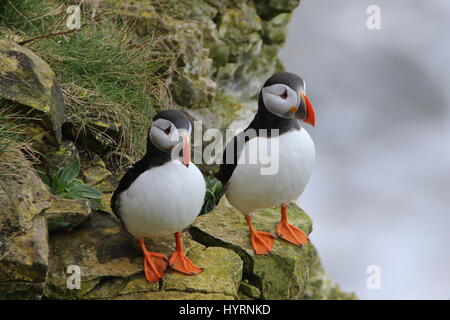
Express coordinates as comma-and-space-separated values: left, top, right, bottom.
280, 0, 450, 299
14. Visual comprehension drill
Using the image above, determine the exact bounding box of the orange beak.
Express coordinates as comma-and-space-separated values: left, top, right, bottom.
302, 93, 316, 127
182, 133, 190, 168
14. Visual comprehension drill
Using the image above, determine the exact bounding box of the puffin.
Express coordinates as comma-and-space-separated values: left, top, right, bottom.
217, 72, 316, 255
111, 110, 206, 282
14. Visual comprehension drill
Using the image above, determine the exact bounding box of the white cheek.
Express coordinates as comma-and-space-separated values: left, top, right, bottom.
263, 94, 287, 115
262, 91, 298, 117
150, 127, 174, 150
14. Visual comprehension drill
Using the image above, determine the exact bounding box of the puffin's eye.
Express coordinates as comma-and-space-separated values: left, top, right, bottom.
163, 127, 171, 135
280, 89, 288, 99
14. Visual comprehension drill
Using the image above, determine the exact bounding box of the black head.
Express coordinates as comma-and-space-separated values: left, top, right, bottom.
263, 72, 305, 93
147, 109, 192, 166
153, 109, 191, 132
259, 72, 315, 126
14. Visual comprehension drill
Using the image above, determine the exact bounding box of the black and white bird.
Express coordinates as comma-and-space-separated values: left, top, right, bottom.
111, 110, 206, 282
217, 72, 316, 255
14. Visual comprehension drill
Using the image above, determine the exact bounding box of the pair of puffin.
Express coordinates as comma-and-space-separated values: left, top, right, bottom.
111, 72, 316, 282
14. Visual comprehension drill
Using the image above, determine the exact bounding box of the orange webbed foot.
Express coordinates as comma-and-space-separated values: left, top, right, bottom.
169, 232, 203, 276
277, 204, 309, 247
276, 221, 309, 246
142, 251, 169, 282
246, 215, 275, 255
250, 229, 275, 255
169, 250, 203, 275
139, 238, 169, 282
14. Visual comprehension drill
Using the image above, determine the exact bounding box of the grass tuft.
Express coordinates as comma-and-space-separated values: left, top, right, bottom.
1, 1, 176, 167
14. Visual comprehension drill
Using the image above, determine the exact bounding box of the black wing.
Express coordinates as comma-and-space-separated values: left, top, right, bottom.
216, 125, 256, 186
110, 158, 149, 219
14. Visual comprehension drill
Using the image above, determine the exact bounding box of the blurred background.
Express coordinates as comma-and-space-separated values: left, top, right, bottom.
280, 0, 450, 299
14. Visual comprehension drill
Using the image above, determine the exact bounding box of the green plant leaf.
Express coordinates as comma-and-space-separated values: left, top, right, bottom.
59, 192, 84, 200
51, 174, 67, 195
200, 174, 225, 215
66, 180, 103, 199
57, 161, 80, 185
35, 167, 50, 187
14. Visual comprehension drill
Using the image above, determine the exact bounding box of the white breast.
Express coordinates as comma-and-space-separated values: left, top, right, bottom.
118, 161, 206, 238
226, 128, 315, 214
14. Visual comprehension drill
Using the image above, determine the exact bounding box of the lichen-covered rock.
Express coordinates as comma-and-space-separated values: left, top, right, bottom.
44, 211, 243, 300
190, 197, 356, 300
0, 40, 65, 141
21, 121, 59, 153
44, 211, 146, 299
239, 279, 261, 299
190, 197, 313, 299
163, 245, 242, 299
0, 151, 52, 299
44, 197, 91, 233
262, 13, 293, 44
81, 163, 112, 186
218, 4, 262, 59
42, 140, 80, 177
162, 20, 217, 109
254, 0, 301, 20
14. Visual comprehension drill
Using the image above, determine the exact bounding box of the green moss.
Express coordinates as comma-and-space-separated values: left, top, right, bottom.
190, 197, 314, 299
212, 91, 245, 127
163, 245, 243, 298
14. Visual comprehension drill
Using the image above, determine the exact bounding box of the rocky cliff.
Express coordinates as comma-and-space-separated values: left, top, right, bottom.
0, 0, 356, 300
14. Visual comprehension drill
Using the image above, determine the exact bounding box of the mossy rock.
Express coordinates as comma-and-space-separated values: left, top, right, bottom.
0, 40, 65, 141
190, 197, 313, 299
262, 13, 292, 44
163, 245, 242, 299
44, 197, 92, 233
42, 140, 80, 177
254, 0, 301, 20
44, 211, 148, 299
44, 211, 243, 300
0, 150, 52, 299
218, 3, 262, 59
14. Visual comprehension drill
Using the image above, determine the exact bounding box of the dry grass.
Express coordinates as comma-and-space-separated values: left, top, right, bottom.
0, 105, 37, 179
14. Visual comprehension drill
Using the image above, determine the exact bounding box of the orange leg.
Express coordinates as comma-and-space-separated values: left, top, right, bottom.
169, 232, 203, 275
246, 215, 275, 255
138, 238, 169, 282
276, 204, 309, 247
